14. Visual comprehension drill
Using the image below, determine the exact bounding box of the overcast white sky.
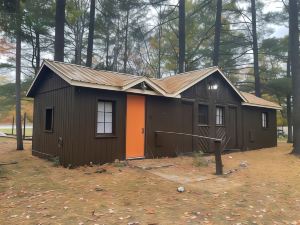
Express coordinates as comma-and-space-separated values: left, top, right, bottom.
261, 0, 288, 37
0, 0, 289, 81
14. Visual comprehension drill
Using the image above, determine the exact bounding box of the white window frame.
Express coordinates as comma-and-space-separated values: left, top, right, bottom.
262, 112, 268, 128
216, 106, 224, 125
97, 101, 114, 134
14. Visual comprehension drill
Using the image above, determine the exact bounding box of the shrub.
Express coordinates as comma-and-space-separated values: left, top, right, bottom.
50, 156, 60, 167
193, 151, 209, 167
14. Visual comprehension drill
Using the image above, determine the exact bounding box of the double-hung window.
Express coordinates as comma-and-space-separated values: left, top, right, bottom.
262, 112, 268, 128
198, 104, 208, 125
97, 101, 114, 134
216, 106, 224, 125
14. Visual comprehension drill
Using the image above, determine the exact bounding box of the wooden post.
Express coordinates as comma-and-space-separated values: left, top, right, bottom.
214, 140, 223, 175
23, 112, 26, 140
12, 116, 15, 135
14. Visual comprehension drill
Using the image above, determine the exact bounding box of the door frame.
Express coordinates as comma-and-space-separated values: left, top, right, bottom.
181, 100, 194, 152
227, 105, 238, 149
125, 94, 146, 159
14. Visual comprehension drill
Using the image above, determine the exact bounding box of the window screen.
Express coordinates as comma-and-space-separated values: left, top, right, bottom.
45, 108, 53, 131
262, 112, 268, 128
198, 104, 208, 125
97, 101, 114, 134
216, 106, 224, 125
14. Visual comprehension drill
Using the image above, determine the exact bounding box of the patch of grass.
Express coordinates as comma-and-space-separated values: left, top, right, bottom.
0, 166, 5, 176
112, 160, 127, 167
0, 165, 8, 191
0, 137, 14, 142
278, 136, 288, 142
193, 151, 209, 167
50, 156, 60, 167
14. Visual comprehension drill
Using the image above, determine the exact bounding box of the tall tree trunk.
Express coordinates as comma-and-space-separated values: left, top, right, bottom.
178, 0, 185, 73
78, 27, 83, 64
54, 0, 66, 62
251, 0, 261, 97
86, 0, 95, 67
123, 8, 130, 73
113, 16, 120, 72
286, 52, 293, 143
289, 0, 300, 153
213, 0, 222, 66
15, 0, 23, 150
74, 23, 83, 65
35, 32, 40, 74
75, 46, 79, 64
157, 5, 162, 78
105, 27, 110, 70
158, 24, 162, 78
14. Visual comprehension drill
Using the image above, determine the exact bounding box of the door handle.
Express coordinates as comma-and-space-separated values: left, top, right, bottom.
141, 128, 145, 134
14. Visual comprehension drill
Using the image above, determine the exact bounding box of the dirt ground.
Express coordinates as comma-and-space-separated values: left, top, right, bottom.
1, 138, 300, 225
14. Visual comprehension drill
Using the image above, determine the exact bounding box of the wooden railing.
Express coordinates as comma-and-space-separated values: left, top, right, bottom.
155, 131, 223, 175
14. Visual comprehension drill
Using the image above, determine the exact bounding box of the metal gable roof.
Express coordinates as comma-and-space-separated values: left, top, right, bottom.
241, 92, 282, 110
26, 60, 281, 110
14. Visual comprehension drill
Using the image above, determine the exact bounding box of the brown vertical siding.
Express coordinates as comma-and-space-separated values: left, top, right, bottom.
32, 71, 74, 166
31, 69, 278, 166
71, 87, 126, 166
181, 72, 243, 152
145, 72, 247, 156
242, 106, 277, 150
145, 96, 194, 158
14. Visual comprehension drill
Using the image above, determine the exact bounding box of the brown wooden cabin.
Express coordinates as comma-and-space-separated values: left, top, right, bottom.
27, 60, 281, 167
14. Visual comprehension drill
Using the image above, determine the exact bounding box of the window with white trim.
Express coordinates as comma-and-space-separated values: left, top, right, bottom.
97, 101, 114, 134
216, 106, 224, 125
262, 112, 268, 128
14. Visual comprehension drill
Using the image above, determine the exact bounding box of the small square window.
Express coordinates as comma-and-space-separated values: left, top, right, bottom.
216, 106, 224, 125
262, 112, 268, 128
198, 104, 208, 125
45, 108, 54, 131
97, 101, 114, 134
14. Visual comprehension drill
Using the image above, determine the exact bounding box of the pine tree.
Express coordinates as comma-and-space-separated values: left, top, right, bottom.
54, 0, 66, 62
86, 0, 95, 67
212, 0, 222, 66
289, 0, 300, 153
178, 0, 185, 73
15, 0, 24, 150
251, 0, 261, 97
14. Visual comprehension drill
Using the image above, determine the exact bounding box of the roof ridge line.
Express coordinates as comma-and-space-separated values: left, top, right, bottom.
44, 59, 142, 78
159, 66, 219, 80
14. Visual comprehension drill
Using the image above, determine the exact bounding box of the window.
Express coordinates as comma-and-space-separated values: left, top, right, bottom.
97, 101, 114, 134
198, 104, 208, 125
262, 112, 268, 128
45, 108, 53, 131
216, 106, 224, 125
208, 82, 219, 90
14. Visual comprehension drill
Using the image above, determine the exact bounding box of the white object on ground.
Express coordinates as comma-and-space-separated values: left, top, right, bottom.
177, 186, 185, 193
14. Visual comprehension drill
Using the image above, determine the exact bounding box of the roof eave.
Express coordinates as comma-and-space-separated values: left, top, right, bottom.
26, 60, 74, 97
26, 60, 47, 97
170, 68, 247, 102
121, 77, 167, 96
242, 102, 282, 110
216, 68, 248, 102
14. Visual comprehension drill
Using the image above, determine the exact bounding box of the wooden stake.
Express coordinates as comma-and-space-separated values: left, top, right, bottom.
214, 140, 223, 175
12, 116, 14, 135
23, 112, 26, 140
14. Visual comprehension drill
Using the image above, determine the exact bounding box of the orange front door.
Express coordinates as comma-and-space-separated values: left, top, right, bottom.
126, 94, 145, 159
